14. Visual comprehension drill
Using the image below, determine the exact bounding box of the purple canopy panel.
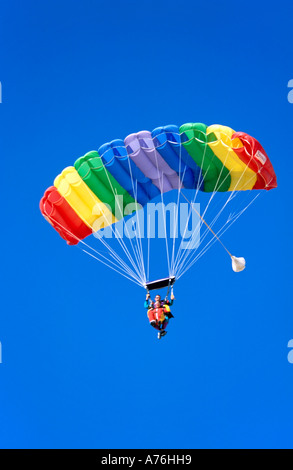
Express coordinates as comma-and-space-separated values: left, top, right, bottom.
124, 131, 183, 194
137, 131, 182, 190
125, 132, 172, 193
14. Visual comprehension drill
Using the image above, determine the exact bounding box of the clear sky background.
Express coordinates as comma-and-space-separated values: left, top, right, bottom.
1, 0, 293, 449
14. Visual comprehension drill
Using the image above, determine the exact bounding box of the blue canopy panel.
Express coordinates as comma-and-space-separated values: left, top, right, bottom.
98, 140, 160, 206
152, 125, 204, 191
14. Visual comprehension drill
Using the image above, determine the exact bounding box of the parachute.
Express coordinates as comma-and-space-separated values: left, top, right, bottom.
40, 122, 277, 288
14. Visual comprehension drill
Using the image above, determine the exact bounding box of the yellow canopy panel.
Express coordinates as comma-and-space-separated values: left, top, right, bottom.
54, 167, 117, 231
207, 125, 257, 191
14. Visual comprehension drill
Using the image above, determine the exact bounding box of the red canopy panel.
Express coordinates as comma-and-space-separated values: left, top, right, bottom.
39, 186, 92, 245
232, 132, 277, 190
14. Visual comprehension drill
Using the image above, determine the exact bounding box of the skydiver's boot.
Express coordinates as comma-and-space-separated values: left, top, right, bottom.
158, 330, 167, 339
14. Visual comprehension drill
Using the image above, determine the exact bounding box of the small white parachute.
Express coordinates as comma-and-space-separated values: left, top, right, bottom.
231, 255, 246, 272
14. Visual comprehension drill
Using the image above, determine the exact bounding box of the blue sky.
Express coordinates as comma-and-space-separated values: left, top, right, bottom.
1, 0, 293, 449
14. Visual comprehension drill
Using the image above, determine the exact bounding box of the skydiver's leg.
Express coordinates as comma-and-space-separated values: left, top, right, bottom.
162, 319, 169, 330
150, 321, 160, 330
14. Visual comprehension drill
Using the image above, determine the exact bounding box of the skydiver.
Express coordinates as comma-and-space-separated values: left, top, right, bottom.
145, 292, 175, 339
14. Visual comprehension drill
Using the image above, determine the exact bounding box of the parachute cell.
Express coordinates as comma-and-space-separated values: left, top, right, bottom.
39, 186, 92, 245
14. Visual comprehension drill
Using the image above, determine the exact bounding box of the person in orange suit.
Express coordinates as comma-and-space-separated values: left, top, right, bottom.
145, 293, 175, 339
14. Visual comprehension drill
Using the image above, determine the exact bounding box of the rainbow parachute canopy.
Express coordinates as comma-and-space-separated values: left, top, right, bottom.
40, 122, 277, 246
